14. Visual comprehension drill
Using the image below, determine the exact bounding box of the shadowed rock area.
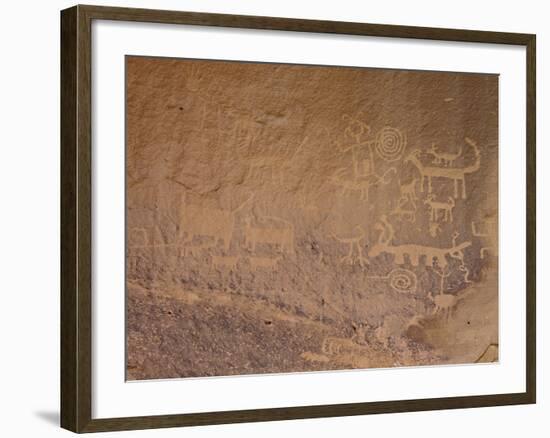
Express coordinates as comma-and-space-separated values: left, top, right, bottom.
126, 56, 498, 380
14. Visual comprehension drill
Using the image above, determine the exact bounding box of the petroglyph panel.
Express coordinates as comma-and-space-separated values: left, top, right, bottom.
126, 56, 498, 380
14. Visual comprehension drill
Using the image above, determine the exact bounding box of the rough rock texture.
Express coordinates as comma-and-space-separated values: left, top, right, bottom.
126, 56, 498, 380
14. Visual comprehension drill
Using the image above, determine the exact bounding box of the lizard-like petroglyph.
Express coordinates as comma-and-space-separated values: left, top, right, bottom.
429, 222, 442, 237
369, 219, 471, 268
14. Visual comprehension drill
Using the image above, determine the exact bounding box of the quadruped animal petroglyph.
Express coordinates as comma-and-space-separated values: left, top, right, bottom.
243, 215, 295, 256
405, 137, 481, 199
427, 143, 463, 166
424, 195, 455, 223
179, 193, 254, 252
428, 268, 478, 321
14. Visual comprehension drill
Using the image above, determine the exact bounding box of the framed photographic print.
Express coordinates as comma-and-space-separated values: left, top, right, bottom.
60, 4, 536, 433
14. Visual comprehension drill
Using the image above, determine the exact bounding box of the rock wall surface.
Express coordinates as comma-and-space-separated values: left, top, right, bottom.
126, 56, 498, 380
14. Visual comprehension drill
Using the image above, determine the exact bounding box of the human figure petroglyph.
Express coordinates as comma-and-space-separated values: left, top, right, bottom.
429, 222, 442, 237
434, 265, 452, 295
343, 113, 370, 139
399, 177, 418, 205
340, 114, 405, 165
424, 195, 455, 223
428, 261, 478, 320
330, 167, 396, 201
369, 220, 471, 268
180, 193, 253, 252
332, 225, 369, 267
427, 143, 462, 166
375, 215, 395, 245
459, 265, 473, 284
341, 113, 371, 166
429, 266, 456, 320
449, 232, 467, 265
243, 216, 295, 255
211, 255, 240, 271
428, 283, 477, 321
331, 114, 401, 201
405, 137, 480, 199
390, 196, 416, 223
471, 218, 497, 259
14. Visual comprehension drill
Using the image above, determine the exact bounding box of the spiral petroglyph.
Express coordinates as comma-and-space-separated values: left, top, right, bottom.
375, 126, 406, 161
388, 268, 417, 294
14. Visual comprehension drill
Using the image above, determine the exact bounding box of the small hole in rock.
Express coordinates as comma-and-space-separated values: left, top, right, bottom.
264, 320, 272, 325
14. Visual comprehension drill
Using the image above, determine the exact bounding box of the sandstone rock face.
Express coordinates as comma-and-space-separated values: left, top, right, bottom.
126, 56, 498, 380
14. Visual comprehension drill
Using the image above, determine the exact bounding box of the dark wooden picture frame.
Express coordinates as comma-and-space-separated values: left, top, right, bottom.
61, 4, 536, 433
